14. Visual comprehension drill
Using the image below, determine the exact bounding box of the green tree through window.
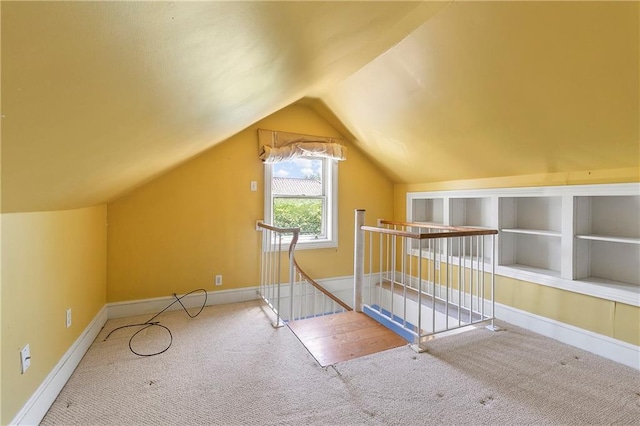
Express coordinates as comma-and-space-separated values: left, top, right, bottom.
273, 198, 323, 236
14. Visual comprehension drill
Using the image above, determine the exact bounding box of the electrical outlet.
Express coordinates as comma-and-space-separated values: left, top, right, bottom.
215, 275, 223, 286
20, 344, 31, 374
66, 308, 72, 328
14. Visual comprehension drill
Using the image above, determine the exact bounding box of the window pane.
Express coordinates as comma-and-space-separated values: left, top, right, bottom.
265, 155, 337, 248
273, 197, 324, 236
272, 159, 323, 196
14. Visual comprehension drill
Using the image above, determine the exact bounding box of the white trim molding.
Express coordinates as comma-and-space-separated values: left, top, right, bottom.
283, 274, 639, 370
10, 306, 108, 426
495, 302, 639, 370
263, 156, 339, 250
11, 280, 637, 425
367, 274, 639, 369
9, 287, 261, 425
107, 287, 261, 319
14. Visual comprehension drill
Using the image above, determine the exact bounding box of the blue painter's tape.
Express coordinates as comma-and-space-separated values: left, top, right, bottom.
363, 305, 416, 343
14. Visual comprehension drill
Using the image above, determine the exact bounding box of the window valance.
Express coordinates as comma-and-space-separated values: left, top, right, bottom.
258, 129, 347, 163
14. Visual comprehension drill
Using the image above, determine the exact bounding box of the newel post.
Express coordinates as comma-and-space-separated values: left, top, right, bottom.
354, 209, 365, 313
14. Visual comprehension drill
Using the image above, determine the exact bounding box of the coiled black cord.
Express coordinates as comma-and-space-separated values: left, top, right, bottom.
104, 288, 208, 357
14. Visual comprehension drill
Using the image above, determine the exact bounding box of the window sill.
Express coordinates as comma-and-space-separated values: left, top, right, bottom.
296, 240, 337, 250
278, 238, 337, 251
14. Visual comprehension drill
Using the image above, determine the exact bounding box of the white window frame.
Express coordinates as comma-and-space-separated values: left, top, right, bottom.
264, 157, 338, 250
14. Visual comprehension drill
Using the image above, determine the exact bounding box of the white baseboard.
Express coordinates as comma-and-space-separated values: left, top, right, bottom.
10, 306, 108, 426
109, 283, 639, 369
372, 273, 639, 370
10, 287, 261, 425
107, 287, 261, 319
10, 282, 637, 426
495, 303, 639, 370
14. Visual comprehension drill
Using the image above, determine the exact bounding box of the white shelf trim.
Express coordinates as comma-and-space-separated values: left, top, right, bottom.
496, 265, 639, 306
407, 182, 640, 199
575, 234, 640, 245
501, 228, 561, 237
499, 264, 562, 279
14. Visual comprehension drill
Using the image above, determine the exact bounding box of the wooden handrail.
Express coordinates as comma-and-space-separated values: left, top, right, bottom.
379, 219, 498, 234
293, 258, 353, 311
360, 226, 422, 239
379, 219, 460, 230
257, 221, 300, 234
362, 223, 498, 239
258, 221, 352, 312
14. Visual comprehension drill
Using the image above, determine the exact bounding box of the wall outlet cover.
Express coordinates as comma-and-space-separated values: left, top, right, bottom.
21, 344, 31, 374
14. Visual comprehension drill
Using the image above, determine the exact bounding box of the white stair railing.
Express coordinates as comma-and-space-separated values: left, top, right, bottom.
353, 210, 499, 351
258, 222, 351, 327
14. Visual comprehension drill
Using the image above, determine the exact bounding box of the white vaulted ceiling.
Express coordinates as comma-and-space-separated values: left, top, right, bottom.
1, 1, 638, 213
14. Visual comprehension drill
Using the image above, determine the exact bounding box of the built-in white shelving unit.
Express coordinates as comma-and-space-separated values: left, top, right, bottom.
499, 196, 562, 278
407, 183, 640, 306
575, 195, 640, 290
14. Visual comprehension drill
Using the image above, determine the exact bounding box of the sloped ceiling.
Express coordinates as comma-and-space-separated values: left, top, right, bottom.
1, 1, 444, 213
2, 1, 638, 213
318, 1, 639, 183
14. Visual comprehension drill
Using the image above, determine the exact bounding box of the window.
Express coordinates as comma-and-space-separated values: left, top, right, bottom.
264, 156, 337, 249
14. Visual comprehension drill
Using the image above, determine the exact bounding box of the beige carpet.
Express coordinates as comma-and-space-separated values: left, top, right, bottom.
42, 300, 640, 425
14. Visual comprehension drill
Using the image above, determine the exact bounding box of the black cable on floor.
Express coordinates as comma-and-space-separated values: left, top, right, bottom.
103, 288, 208, 357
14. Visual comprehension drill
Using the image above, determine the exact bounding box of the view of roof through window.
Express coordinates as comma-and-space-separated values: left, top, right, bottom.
272, 158, 322, 196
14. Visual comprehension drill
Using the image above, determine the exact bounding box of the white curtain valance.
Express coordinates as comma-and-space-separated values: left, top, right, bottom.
258, 129, 347, 163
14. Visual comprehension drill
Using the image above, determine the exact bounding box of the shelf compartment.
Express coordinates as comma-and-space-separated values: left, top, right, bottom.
576, 239, 639, 286
499, 233, 561, 276
449, 233, 495, 262
576, 195, 640, 240
412, 198, 444, 225
499, 196, 562, 234
450, 197, 493, 228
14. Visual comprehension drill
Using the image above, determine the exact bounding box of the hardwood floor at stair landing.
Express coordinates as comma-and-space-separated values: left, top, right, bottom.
288, 311, 408, 366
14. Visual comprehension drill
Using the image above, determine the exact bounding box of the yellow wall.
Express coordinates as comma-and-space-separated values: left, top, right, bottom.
497, 276, 638, 346
1, 206, 107, 425
0, 55, 3, 420
1, 28, 4, 417
107, 104, 394, 302
394, 171, 640, 347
